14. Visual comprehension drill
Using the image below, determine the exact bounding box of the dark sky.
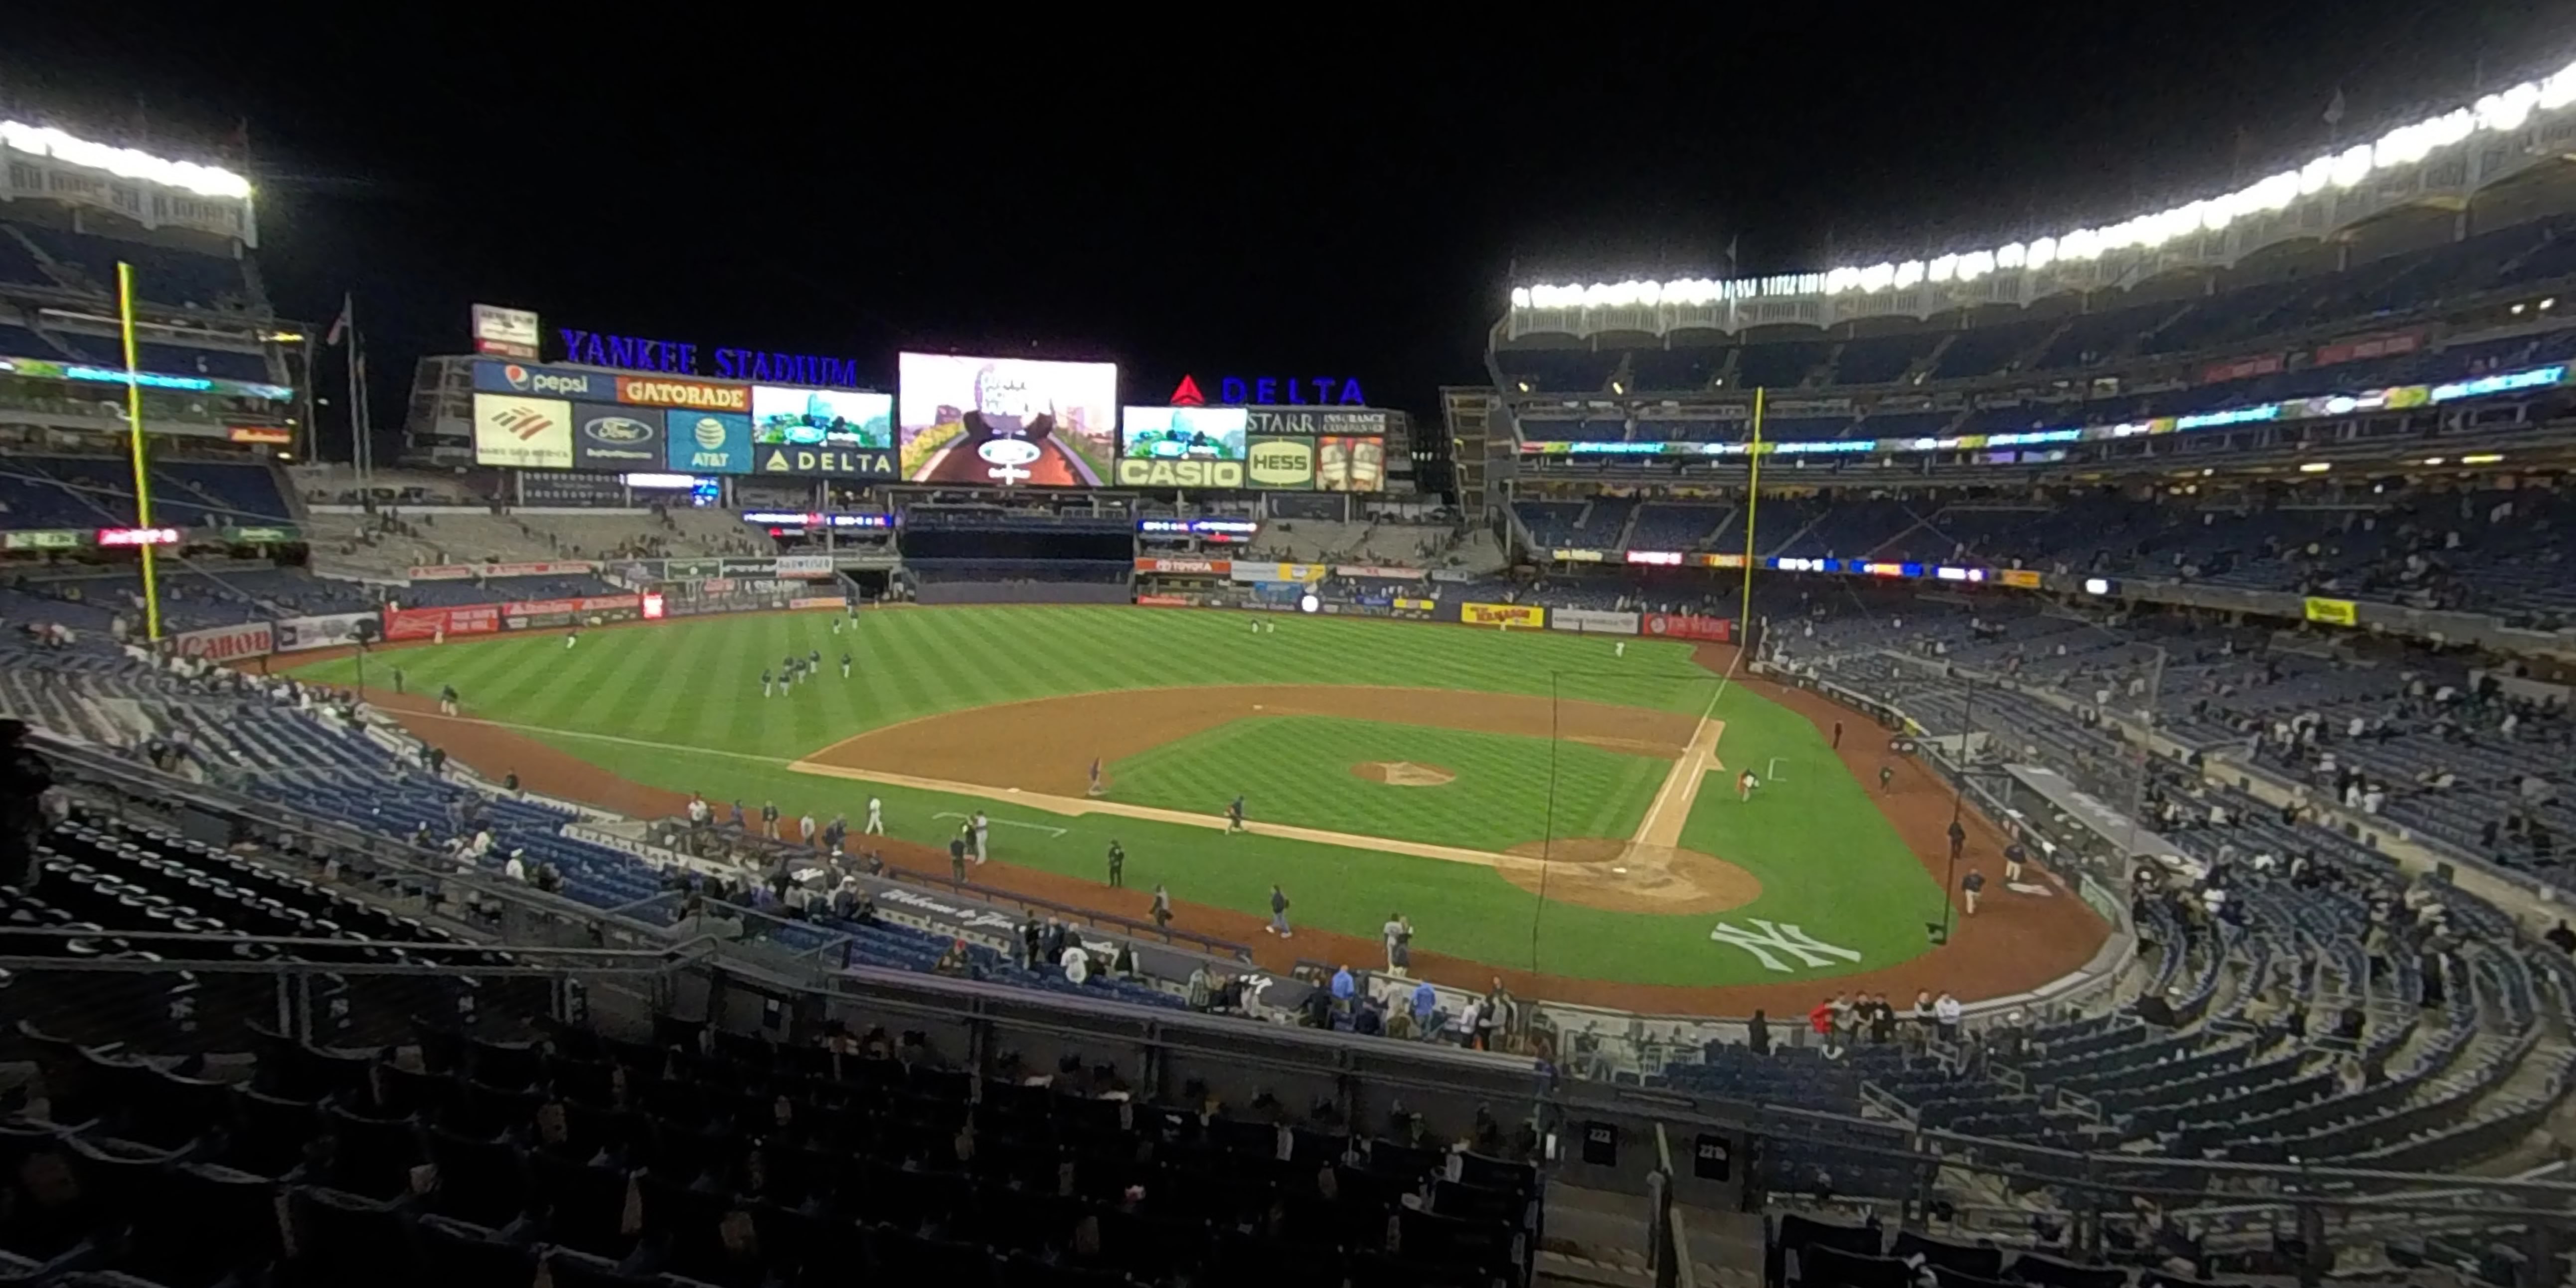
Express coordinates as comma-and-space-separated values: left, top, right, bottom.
3, 3, 2569, 433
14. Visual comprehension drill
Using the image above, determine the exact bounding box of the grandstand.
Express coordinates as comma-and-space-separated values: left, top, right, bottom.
15, 55, 2576, 1288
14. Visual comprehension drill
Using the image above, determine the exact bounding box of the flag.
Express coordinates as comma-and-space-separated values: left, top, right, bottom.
1725, 234, 1741, 275
2323, 89, 2346, 128
323, 293, 352, 347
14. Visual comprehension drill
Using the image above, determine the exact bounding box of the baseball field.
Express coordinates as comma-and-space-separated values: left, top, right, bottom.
287, 605, 2108, 1010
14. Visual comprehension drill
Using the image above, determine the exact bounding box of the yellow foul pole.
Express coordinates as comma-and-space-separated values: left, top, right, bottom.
118, 262, 163, 642
1738, 386, 1766, 636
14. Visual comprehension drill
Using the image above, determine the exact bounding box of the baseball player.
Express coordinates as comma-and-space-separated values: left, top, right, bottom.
1227, 794, 1247, 834
564, 628, 578, 650
1614, 641, 1625, 657
1737, 769, 1760, 802
438, 684, 459, 716
1106, 839, 1125, 888
1962, 867, 1987, 916
761, 668, 775, 698
2004, 841, 2027, 884
840, 651, 852, 679
1088, 757, 1104, 796
971, 810, 989, 863
864, 796, 884, 835
1878, 763, 1895, 793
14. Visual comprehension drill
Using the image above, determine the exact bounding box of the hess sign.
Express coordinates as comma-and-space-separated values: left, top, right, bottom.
98, 526, 181, 547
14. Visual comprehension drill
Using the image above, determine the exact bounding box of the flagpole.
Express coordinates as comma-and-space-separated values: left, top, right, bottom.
118, 262, 164, 643
1739, 386, 1766, 637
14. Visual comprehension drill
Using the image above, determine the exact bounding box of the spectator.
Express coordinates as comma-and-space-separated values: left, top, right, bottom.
1411, 978, 1439, 1037
1934, 990, 1963, 1044
1747, 1008, 1771, 1056
1060, 943, 1091, 985
0, 719, 55, 892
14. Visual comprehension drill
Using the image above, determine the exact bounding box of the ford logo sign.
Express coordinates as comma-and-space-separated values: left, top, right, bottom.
786, 424, 827, 445
584, 416, 653, 444
978, 439, 1042, 467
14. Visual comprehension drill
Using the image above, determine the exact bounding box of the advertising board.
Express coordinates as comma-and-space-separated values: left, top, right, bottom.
1245, 436, 1314, 490
170, 622, 273, 661
407, 561, 595, 581
383, 604, 502, 641
569, 403, 666, 470
1332, 565, 1423, 580
274, 612, 379, 652
1640, 613, 1732, 643
2303, 597, 2359, 628
2, 530, 84, 550
1135, 594, 1192, 607
472, 393, 574, 469
753, 445, 897, 479
774, 555, 834, 577
474, 360, 616, 401
1135, 557, 1229, 575
503, 594, 643, 630
1315, 436, 1386, 492
1460, 602, 1544, 628
1244, 408, 1389, 437
1998, 569, 2045, 589
228, 426, 293, 445
1550, 608, 1641, 635
752, 386, 894, 449
472, 304, 542, 360
615, 374, 751, 414
665, 410, 756, 474
897, 353, 1118, 486
1228, 562, 1328, 584
1116, 407, 1247, 487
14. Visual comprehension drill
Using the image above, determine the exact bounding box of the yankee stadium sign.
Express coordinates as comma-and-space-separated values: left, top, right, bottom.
556, 327, 864, 389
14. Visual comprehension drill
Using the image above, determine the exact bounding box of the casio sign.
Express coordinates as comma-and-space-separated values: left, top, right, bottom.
1116, 458, 1244, 487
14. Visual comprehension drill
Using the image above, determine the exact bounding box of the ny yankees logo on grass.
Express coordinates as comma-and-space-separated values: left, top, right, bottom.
1707, 919, 1864, 972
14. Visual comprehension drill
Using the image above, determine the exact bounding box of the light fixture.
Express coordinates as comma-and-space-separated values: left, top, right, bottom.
2298, 462, 2332, 473
0, 120, 251, 199
1512, 55, 2576, 310
2461, 453, 2505, 465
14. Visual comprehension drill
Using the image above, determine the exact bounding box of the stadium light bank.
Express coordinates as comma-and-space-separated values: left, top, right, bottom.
1512, 58, 2576, 310
0, 120, 252, 199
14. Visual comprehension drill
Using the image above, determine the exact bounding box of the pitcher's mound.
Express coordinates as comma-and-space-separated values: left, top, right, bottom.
1500, 838, 1762, 915
1352, 761, 1456, 787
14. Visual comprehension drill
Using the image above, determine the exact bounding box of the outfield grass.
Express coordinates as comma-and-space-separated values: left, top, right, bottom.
1110, 715, 1668, 851
289, 607, 1945, 987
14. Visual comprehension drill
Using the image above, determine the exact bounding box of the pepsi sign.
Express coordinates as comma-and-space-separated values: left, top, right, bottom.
571, 403, 667, 469
474, 359, 613, 400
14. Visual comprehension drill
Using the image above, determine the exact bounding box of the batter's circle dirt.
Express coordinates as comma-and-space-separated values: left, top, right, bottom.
1498, 838, 1762, 915
1351, 761, 1456, 787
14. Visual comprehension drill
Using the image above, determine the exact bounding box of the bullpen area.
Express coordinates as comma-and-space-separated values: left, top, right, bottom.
288, 605, 2108, 1009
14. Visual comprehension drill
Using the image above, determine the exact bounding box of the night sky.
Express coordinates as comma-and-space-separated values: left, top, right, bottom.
3, 4, 2568, 435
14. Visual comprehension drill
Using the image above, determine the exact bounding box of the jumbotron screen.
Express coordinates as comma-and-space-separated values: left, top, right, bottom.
897, 353, 1118, 487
